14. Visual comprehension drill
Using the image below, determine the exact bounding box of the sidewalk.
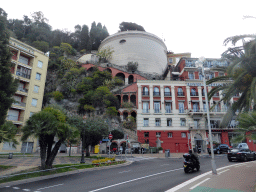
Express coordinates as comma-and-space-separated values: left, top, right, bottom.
168, 161, 256, 192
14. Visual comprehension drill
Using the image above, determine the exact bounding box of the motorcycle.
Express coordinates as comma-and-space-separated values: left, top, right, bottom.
183, 153, 200, 173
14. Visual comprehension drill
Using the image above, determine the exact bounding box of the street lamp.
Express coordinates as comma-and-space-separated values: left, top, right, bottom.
195, 57, 217, 175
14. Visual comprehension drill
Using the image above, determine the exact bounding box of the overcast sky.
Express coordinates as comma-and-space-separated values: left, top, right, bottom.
2, 0, 256, 58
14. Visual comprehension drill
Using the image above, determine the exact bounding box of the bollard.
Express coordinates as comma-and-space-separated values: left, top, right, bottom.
8, 153, 13, 159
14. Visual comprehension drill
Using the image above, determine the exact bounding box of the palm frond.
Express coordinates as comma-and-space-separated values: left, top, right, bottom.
223, 34, 256, 46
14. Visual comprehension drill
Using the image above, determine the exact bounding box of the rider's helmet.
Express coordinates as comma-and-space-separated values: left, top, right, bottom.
189, 149, 193, 154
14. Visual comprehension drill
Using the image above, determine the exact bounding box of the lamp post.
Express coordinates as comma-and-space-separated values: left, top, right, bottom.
195, 57, 217, 175
81, 116, 87, 164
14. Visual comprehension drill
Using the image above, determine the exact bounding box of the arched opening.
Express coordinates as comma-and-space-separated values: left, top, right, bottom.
131, 111, 137, 122
104, 68, 112, 74
123, 95, 129, 103
116, 73, 125, 84
116, 95, 121, 106
123, 111, 128, 120
153, 87, 160, 96
87, 67, 97, 75
130, 95, 136, 106
128, 75, 134, 84
164, 87, 171, 96
142, 87, 149, 96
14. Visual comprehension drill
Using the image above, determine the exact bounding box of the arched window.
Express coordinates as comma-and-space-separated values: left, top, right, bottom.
164, 87, 171, 96
178, 88, 184, 96
153, 87, 160, 96
143, 87, 149, 96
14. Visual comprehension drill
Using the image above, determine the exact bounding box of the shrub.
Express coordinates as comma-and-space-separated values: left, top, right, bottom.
158, 147, 163, 150
52, 91, 64, 101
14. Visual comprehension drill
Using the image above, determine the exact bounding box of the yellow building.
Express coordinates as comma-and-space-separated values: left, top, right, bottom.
0, 37, 49, 153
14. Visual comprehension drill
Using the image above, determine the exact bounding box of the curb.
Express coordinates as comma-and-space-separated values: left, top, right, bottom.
0, 161, 133, 188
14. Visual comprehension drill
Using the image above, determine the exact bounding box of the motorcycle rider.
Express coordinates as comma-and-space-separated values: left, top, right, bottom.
189, 149, 199, 165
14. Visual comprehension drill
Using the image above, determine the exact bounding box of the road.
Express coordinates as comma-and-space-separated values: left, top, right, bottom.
1, 154, 239, 192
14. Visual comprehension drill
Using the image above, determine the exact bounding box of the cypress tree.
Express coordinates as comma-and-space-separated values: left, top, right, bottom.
0, 11, 18, 127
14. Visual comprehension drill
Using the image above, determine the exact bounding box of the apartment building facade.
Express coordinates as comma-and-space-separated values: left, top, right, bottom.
136, 57, 255, 153
0, 37, 49, 153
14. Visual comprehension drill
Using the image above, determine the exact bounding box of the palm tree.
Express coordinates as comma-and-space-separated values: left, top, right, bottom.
22, 107, 77, 169
207, 34, 256, 126
231, 111, 256, 144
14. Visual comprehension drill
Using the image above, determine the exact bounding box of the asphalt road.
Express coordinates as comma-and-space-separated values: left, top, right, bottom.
1, 154, 238, 192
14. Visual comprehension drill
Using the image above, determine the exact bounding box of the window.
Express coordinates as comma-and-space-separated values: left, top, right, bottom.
36, 73, 41, 80
144, 132, 149, 137
30, 112, 34, 117
164, 87, 171, 96
142, 87, 149, 96
169, 58, 173, 63
199, 73, 203, 80
168, 132, 173, 138
219, 72, 224, 76
176, 57, 180, 64
202, 89, 205, 96
153, 87, 160, 96
156, 132, 161, 137
37, 61, 43, 68
2, 142, 16, 150
203, 102, 207, 112
165, 102, 171, 113
167, 118, 172, 126
143, 118, 149, 126
194, 119, 199, 128
34, 85, 39, 93
180, 118, 186, 126
192, 102, 199, 112
191, 88, 197, 96
19, 55, 29, 65
142, 102, 149, 113
189, 72, 194, 79
179, 102, 185, 113
155, 118, 161, 126
177, 88, 184, 96
154, 102, 160, 113
31, 98, 38, 107
181, 132, 187, 138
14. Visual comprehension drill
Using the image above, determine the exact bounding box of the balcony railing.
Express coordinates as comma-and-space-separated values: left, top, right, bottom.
154, 109, 161, 113
142, 91, 149, 96
165, 109, 172, 113
16, 71, 31, 79
164, 92, 172, 96
179, 108, 185, 113
153, 92, 160, 96
142, 109, 149, 113
177, 92, 185, 96
7, 115, 24, 121
17, 87, 28, 93
13, 101, 26, 107
170, 77, 185, 81
190, 92, 199, 96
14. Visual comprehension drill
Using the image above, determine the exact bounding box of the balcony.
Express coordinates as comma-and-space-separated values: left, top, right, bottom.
17, 87, 28, 93
177, 92, 185, 96
142, 91, 149, 96
190, 92, 199, 96
153, 92, 160, 96
7, 115, 24, 124
16, 71, 30, 79
142, 109, 149, 113
165, 109, 172, 113
13, 101, 26, 108
179, 108, 185, 113
154, 109, 161, 114
164, 92, 172, 96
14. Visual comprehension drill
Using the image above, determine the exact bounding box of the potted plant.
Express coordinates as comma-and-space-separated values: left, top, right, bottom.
158, 147, 163, 153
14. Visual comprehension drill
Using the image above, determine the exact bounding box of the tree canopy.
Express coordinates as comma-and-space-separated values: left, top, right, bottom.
119, 22, 145, 32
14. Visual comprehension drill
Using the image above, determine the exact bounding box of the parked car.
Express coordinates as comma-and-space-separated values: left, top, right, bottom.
227, 148, 256, 162
231, 143, 249, 149
208, 144, 230, 154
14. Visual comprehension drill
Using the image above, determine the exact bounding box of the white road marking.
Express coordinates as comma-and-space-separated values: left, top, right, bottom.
13, 187, 20, 189
218, 169, 229, 175
190, 178, 211, 189
119, 170, 131, 173
37, 183, 64, 190
89, 168, 183, 192
160, 164, 170, 166
235, 164, 246, 167
5, 186, 10, 187
23, 189, 30, 191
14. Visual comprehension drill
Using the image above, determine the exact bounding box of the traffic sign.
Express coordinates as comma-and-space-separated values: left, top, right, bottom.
109, 133, 113, 140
